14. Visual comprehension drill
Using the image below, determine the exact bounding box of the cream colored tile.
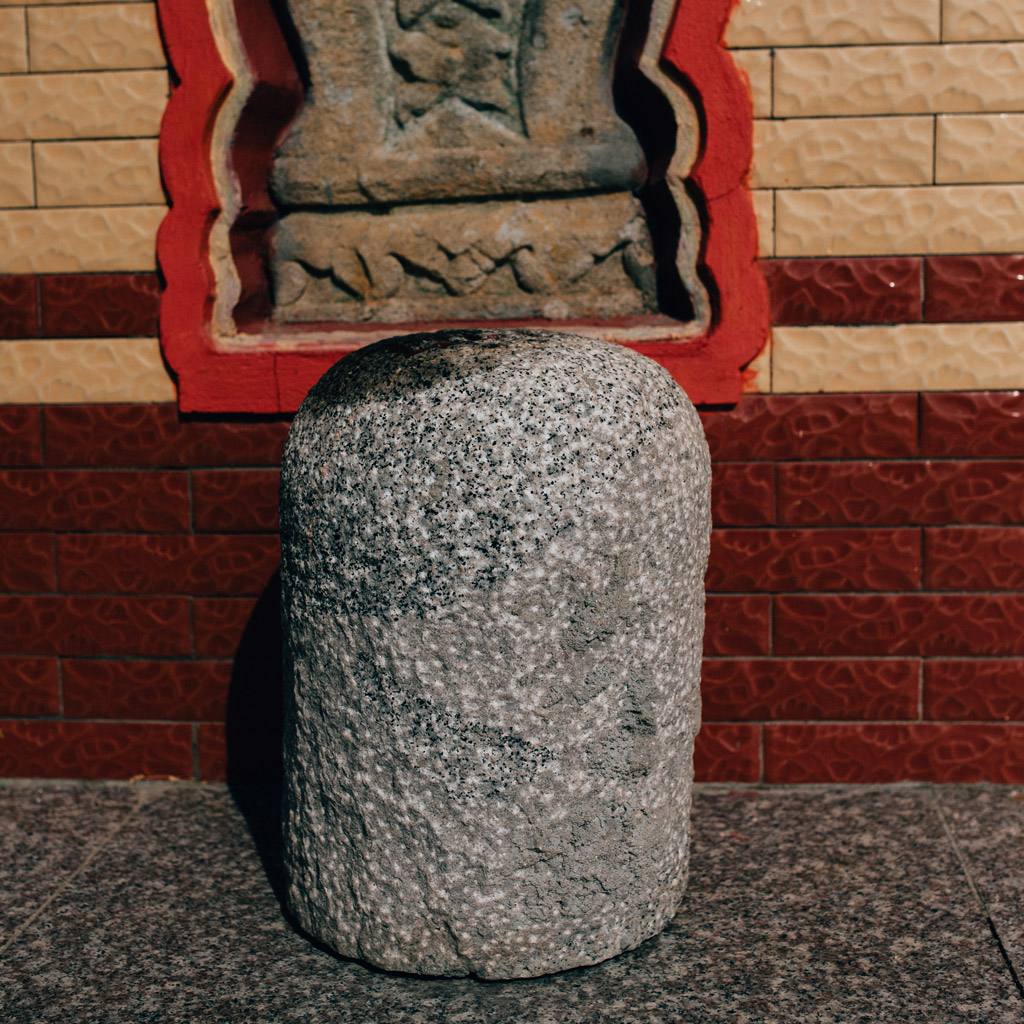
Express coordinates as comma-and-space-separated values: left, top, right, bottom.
0, 338, 175, 404
749, 188, 774, 256
743, 335, 771, 393
731, 48, 771, 118
727, 0, 939, 48
773, 323, 1024, 392
750, 116, 933, 188
775, 43, 1024, 118
0, 142, 33, 207
0, 0, 111, 4
0, 8, 28, 73
936, 114, 1024, 183
0, 205, 163, 272
28, 3, 164, 72
35, 138, 162, 206
776, 184, 1024, 257
943, 0, 1024, 42
0, 69, 166, 141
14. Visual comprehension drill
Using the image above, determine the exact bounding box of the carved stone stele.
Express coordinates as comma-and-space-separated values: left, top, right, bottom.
269, 0, 702, 324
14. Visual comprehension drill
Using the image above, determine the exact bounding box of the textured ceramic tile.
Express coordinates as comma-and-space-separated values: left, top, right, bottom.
693, 723, 761, 782
773, 323, 1024, 392
62, 659, 233, 721
0, 532, 54, 593
0, 274, 38, 338
0, 206, 163, 273
762, 257, 922, 325
749, 188, 773, 257
28, 3, 164, 72
924, 255, 1024, 322
776, 185, 1024, 258
925, 660, 1024, 720
751, 117, 933, 189
0, 338, 175, 403
936, 114, 1024, 184
726, 0, 940, 47
0, 405, 40, 464
704, 595, 771, 656
0, 657, 59, 716
193, 596, 261, 659
34, 139, 162, 207
191, 470, 281, 532
0, 69, 166, 141
0, 143, 32, 208
702, 658, 919, 721
710, 462, 775, 526
40, 272, 160, 337
924, 526, 1024, 590
943, 0, 1024, 42
775, 44, 1024, 118
730, 47, 771, 118
921, 390, 1024, 456
0, 8, 27, 73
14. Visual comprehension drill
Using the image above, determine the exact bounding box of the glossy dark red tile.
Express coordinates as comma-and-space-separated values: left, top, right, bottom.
39, 273, 160, 338
192, 470, 280, 532
0, 595, 191, 656
0, 275, 38, 339
707, 528, 920, 592
0, 407, 41, 467
43, 404, 291, 468
924, 660, 1024, 722
920, 391, 1024, 458
711, 463, 774, 526
924, 254, 1024, 323
0, 532, 54, 592
778, 461, 1024, 526
193, 597, 260, 658
197, 722, 227, 781
694, 723, 761, 782
0, 470, 190, 532
0, 657, 59, 715
701, 658, 919, 721
764, 723, 1024, 783
775, 594, 1024, 657
62, 659, 232, 721
925, 527, 1024, 590
57, 534, 280, 596
704, 595, 771, 655
0, 720, 194, 779
762, 257, 921, 326
701, 393, 918, 461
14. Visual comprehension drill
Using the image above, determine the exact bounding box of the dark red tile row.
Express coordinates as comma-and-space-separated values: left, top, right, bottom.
764, 723, 1024, 784
775, 594, 1024, 657
924, 660, 1024, 722
777, 461, 1024, 526
0, 273, 159, 339
707, 528, 919, 592
42, 404, 291, 468
193, 597, 261, 658
0, 407, 41, 466
693, 723, 761, 782
62, 659, 232, 721
56, 534, 280, 596
700, 393, 918, 461
0, 657, 59, 716
704, 595, 771, 655
920, 392, 1024, 458
711, 463, 774, 526
701, 658, 919, 721
0, 596, 191, 656
0, 720, 193, 779
761, 257, 921, 326
192, 470, 281, 532
0, 470, 190, 532
0, 532, 54, 592
924, 527, 1024, 590
924, 255, 1024, 323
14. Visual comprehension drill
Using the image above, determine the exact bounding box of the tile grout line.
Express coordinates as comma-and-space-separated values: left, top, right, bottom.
0, 783, 164, 957
927, 790, 1024, 1003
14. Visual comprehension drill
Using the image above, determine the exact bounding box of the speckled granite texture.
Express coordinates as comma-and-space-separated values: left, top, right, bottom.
279, 329, 711, 979
1, 783, 1022, 1023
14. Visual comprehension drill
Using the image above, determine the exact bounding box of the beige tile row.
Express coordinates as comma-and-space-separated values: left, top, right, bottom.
0, 69, 166, 142
0, 338, 175, 404
26, 3, 164, 73
0, 8, 28, 74
770, 323, 1024, 393
726, 0, 1024, 47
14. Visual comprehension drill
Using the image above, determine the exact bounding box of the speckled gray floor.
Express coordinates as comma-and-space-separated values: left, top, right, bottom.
1, 782, 1021, 1023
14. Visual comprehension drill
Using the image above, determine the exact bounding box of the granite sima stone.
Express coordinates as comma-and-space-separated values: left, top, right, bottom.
279, 328, 710, 979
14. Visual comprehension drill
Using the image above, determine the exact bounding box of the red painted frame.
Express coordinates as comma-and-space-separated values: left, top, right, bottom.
156, 0, 767, 412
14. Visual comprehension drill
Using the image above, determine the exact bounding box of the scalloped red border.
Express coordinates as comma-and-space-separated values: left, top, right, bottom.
156, 0, 767, 412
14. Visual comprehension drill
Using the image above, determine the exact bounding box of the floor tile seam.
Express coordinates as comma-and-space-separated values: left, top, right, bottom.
0, 781, 169, 957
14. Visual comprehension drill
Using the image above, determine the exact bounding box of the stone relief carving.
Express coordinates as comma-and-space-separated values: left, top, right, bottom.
269, 0, 703, 324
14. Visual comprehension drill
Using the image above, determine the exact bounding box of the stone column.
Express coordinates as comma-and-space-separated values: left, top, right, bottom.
279, 328, 710, 979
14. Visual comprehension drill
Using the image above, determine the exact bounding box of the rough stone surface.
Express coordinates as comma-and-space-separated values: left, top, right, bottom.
279, 328, 711, 979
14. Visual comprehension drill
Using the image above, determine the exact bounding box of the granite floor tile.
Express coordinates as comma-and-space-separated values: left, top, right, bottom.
0, 784, 1020, 1023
